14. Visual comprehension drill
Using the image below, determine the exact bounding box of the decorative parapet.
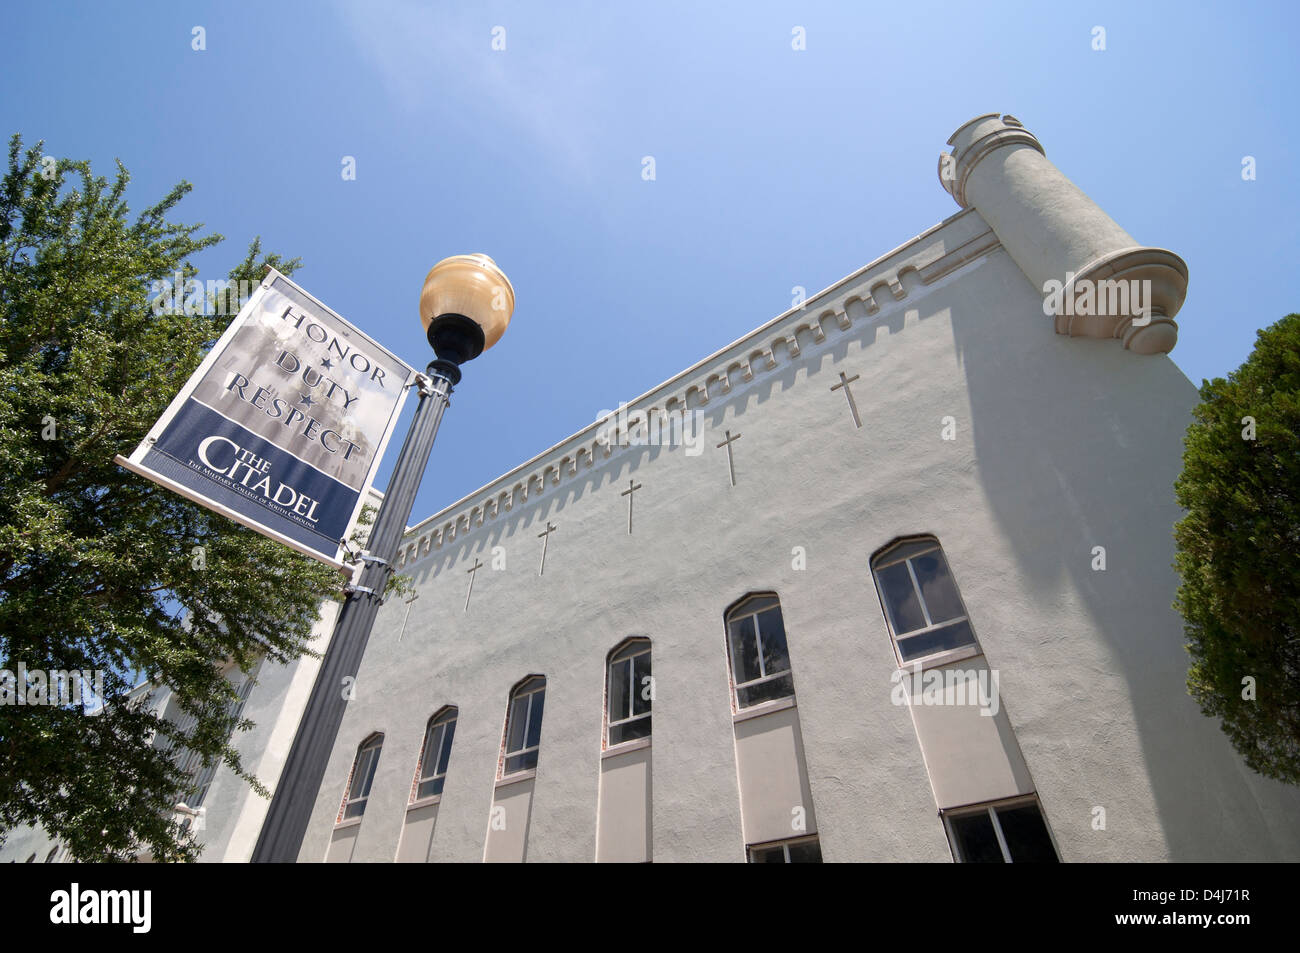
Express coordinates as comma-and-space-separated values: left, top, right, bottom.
392, 209, 1001, 568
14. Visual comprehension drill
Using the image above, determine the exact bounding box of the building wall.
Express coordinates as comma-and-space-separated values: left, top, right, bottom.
12, 119, 1296, 865
295, 200, 1300, 862
195, 598, 343, 862
595, 744, 651, 862
194, 487, 382, 862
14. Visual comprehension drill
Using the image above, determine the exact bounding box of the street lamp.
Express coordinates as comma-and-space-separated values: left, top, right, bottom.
251, 254, 514, 863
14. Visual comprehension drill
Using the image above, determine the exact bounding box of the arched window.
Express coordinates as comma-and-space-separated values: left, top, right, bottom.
340, 732, 384, 821
872, 537, 978, 665
725, 593, 795, 709
44, 847, 59, 863
503, 677, 546, 776
414, 707, 458, 800
606, 639, 651, 746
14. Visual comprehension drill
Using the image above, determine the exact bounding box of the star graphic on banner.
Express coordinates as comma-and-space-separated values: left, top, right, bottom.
299, 394, 314, 407
320, 358, 333, 369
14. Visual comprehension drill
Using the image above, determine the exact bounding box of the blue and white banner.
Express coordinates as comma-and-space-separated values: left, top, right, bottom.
117, 270, 415, 569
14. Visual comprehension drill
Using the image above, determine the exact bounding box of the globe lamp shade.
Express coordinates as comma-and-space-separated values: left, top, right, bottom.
419, 254, 516, 365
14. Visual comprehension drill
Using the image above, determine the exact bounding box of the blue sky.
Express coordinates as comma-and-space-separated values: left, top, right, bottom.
2, 0, 1297, 524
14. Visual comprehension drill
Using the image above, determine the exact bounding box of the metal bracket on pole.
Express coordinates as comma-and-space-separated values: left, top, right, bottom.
337, 538, 365, 586
343, 583, 382, 604
356, 552, 391, 570
412, 373, 437, 398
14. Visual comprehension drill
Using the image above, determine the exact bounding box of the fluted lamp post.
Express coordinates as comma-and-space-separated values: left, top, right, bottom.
252, 254, 515, 862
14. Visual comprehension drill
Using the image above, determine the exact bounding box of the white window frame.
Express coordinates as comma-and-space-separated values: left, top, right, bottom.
942, 795, 1059, 863
872, 538, 980, 668
414, 707, 458, 802
746, 834, 822, 863
726, 594, 794, 710
341, 733, 384, 822
502, 677, 546, 777
606, 639, 652, 747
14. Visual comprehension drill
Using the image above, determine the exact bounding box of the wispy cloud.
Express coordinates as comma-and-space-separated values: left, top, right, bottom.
333, 0, 609, 183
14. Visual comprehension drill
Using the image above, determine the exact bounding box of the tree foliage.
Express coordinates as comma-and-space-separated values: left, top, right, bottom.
0, 134, 342, 860
1174, 313, 1300, 784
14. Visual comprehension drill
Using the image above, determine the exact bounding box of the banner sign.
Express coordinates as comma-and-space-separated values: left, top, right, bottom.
117, 270, 415, 569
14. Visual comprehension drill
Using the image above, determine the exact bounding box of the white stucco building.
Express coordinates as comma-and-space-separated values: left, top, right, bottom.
8, 113, 1298, 864
286, 113, 1298, 863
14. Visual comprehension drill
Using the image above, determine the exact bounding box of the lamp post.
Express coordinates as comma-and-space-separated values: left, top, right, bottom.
251, 254, 515, 863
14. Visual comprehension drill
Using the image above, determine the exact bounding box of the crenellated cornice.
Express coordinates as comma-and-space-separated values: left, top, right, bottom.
392, 208, 1001, 569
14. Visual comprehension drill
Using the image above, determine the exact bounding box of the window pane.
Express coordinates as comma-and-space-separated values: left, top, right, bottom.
950, 811, 1004, 863
750, 846, 786, 863
346, 751, 367, 800
997, 805, 1059, 863
896, 620, 975, 661
421, 724, 444, 778
505, 749, 538, 774
359, 748, 380, 798
612, 641, 646, 662
609, 715, 651, 746
912, 552, 965, 624
729, 615, 762, 684
737, 673, 794, 708
877, 561, 925, 633
349, 748, 375, 800
878, 540, 939, 564
417, 776, 444, 800
506, 695, 529, 753
609, 658, 631, 724
632, 652, 652, 716
525, 690, 545, 749
436, 718, 456, 775
787, 840, 823, 863
756, 607, 790, 676
736, 595, 779, 616
343, 798, 366, 819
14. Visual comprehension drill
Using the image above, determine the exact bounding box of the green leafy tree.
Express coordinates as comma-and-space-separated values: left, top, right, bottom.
0, 135, 343, 860
1174, 313, 1300, 784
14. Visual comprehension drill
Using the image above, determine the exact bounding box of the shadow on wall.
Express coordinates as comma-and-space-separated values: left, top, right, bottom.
402, 285, 915, 587
948, 251, 1298, 861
